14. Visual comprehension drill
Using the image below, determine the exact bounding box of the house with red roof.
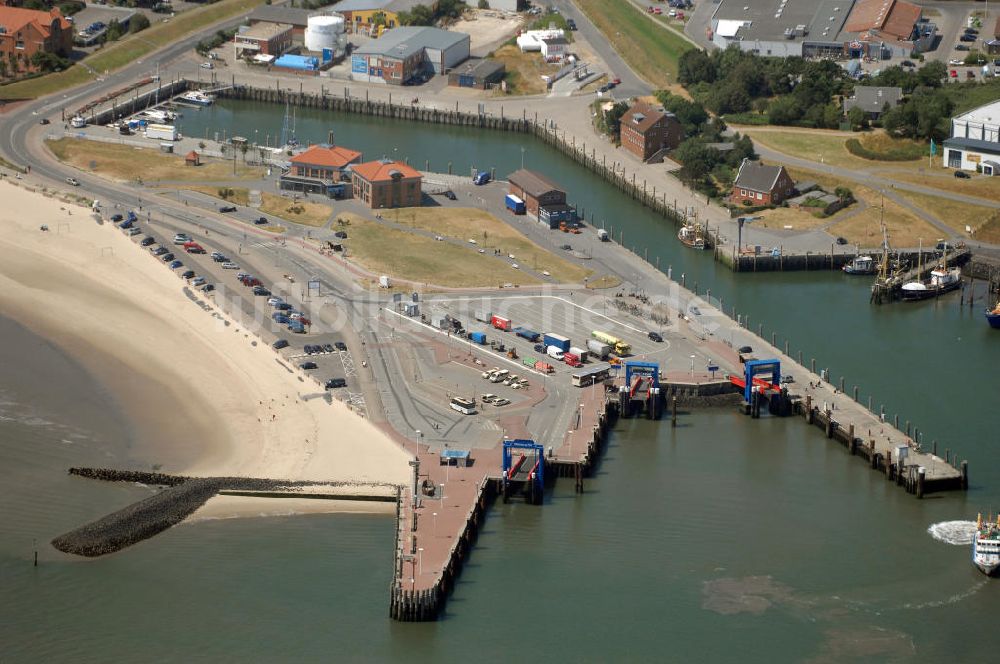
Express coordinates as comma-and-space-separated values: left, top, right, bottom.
351, 159, 422, 209
0, 5, 72, 75
280, 143, 363, 197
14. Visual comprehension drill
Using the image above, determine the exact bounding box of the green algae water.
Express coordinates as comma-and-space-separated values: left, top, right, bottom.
1, 101, 998, 661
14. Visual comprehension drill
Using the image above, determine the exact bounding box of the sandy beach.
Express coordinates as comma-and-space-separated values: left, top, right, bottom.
0, 181, 410, 518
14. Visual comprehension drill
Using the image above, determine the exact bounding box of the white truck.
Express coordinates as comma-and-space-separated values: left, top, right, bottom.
569, 346, 589, 362
587, 339, 611, 360
597, 228, 609, 241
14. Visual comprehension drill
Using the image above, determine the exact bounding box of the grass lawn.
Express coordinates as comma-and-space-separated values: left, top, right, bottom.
493, 45, 560, 96
888, 171, 1000, 204
259, 193, 331, 227
755, 205, 839, 232
574, 0, 694, 86
383, 207, 593, 283
334, 213, 541, 288
181, 185, 251, 206
741, 128, 925, 171
47, 138, 264, 183
786, 167, 938, 246
974, 213, 1000, 243
0, 0, 262, 100
893, 190, 996, 235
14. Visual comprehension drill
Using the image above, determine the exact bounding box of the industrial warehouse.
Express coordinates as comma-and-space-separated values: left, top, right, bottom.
350, 26, 471, 84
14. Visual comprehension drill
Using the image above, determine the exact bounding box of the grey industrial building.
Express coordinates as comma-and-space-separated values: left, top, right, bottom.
350, 26, 470, 85
710, 0, 935, 60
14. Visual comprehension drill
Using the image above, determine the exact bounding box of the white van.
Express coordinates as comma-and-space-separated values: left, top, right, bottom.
547, 346, 565, 360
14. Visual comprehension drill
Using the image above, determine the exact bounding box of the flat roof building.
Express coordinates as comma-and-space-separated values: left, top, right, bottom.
235, 22, 293, 58
710, 0, 931, 59
944, 100, 1000, 175
843, 85, 903, 117
448, 58, 505, 89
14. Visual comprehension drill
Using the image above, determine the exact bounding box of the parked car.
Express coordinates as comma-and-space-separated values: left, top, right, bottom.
949, 59, 965, 65
140, 236, 155, 246
273, 313, 290, 324
444, 190, 457, 200
252, 285, 271, 296
221, 262, 239, 270
288, 321, 306, 334
128, 228, 141, 236
955, 170, 971, 179
173, 233, 191, 245
181, 270, 196, 279
566, 18, 577, 30
211, 252, 227, 261
200, 62, 214, 69
272, 339, 289, 350
39, 118, 50, 125
267, 297, 285, 307
299, 361, 318, 370
169, 260, 183, 269
200, 284, 214, 292
152, 246, 168, 256
956, 44, 971, 51
835, 236, 848, 245
191, 276, 206, 287
334, 231, 348, 239
493, 398, 511, 407
322, 343, 335, 353
325, 378, 347, 389
334, 341, 347, 351
161, 252, 175, 262
255, 217, 268, 225
648, 331, 663, 342
275, 302, 293, 311
219, 205, 237, 213
901, 60, 914, 67
960, 34, 977, 42
111, 214, 124, 222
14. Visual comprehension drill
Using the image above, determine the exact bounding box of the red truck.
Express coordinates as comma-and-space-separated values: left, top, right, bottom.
183, 242, 206, 254
534, 361, 554, 374
491, 315, 512, 331
563, 352, 583, 368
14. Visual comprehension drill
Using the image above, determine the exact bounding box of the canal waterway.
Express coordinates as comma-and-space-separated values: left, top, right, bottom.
1, 101, 997, 661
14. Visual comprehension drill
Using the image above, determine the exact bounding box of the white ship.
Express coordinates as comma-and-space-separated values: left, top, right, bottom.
179, 90, 214, 106
973, 513, 1000, 577
69, 115, 86, 128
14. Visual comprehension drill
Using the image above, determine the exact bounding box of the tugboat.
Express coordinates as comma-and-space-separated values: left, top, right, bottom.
986, 301, 1000, 329
973, 513, 1000, 576
843, 255, 876, 275
677, 223, 707, 250
900, 265, 963, 300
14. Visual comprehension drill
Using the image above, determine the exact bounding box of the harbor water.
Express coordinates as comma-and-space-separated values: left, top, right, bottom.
2, 101, 998, 661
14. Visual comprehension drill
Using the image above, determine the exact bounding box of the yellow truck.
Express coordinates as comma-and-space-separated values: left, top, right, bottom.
591, 330, 631, 356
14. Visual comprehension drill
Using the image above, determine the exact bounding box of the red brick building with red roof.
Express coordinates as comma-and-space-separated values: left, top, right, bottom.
289, 144, 363, 182
0, 5, 72, 75
352, 159, 422, 209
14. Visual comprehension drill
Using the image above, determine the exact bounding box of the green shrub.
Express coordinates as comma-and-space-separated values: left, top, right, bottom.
844, 138, 923, 161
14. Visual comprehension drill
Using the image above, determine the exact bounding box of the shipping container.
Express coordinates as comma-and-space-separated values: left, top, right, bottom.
586, 339, 612, 359
474, 310, 492, 323
469, 331, 487, 344
491, 314, 512, 331
534, 361, 554, 374
522, 356, 537, 367
145, 123, 178, 141
569, 346, 589, 362
514, 327, 541, 342
542, 333, 570, 352
505, 194, 526, 215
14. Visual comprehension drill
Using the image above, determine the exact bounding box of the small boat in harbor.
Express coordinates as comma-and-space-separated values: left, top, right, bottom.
69, 115, 86, 128
677, 223, 707, 250
986, 301, 1000, 329
843, 255, 876, 275
140, 109, 175, 123
179, 90, 215, 106
900, 266, 962, 301
973, 513, 1000, 576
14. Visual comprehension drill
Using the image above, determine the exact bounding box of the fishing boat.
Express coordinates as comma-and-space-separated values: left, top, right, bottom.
973, 513, 1000, 576
69, 115, 86, 128
900, 266, 962, 301
677, 223, 707, 250
986, 301, 1000, 329
141, 109, 175, 123
843, 255, 876, 275
179, 90, 215, 106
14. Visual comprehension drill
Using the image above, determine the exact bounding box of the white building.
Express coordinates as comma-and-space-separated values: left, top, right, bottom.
540, 36, 568, 60
516, 28, 565, 52
944, 100, 1000, 175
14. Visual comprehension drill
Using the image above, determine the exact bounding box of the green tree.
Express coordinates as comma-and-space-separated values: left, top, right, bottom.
706, 84, 750, 114
129, 13, 150, 34
103, 19, 124, 43
678, 49, 716, 85
673, 139, 722, 181
847, 106, 867, 131
767, 96, 803, 125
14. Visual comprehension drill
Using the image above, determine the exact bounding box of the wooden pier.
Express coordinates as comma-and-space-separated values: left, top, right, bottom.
871, 246, 971, 303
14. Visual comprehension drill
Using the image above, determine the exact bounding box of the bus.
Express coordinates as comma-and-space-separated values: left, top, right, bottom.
450, 397, 477, 415
571, 363, 612, 388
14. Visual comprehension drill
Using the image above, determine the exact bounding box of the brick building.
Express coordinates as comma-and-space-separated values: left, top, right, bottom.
289, 144, 362, 181
619, 102, 683, 161
352, 159, 422, 208
0, 5, 72, 75
234, 22, 293, 59
731, 158, 795, 206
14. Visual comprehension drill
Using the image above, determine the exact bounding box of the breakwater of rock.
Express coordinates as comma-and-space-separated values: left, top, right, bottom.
54, 468, 400, 557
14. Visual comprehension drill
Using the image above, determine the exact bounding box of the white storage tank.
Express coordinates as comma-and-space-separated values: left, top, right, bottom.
305, 14, 344, 52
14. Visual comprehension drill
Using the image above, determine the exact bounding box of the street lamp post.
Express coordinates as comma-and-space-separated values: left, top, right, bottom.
690, 354, 696, 377
418, 547, 424, 576
432, 511, 438, 537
